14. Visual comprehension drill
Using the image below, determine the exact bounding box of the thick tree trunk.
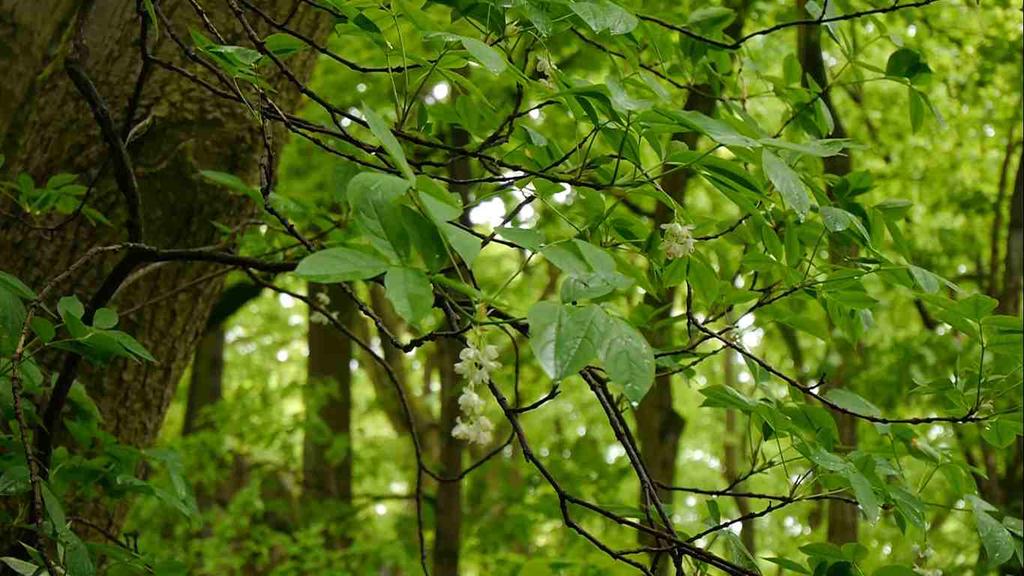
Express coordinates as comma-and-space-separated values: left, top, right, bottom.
183, 328, 225, 436
302, 283, 356, 546
0, 0, 330, 538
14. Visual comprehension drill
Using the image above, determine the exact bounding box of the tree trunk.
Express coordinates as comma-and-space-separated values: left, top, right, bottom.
182, 327, 225, 436
302, 283, 356, 546
723, 355, 755, 554
797, 1, 859, 544
432, 119, 472, 576
0, 0, 330, 539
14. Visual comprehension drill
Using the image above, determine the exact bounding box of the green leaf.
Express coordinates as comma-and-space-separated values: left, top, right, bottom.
763, 149, 810, 220
295, 247, 389, 282
362, 106, 414, 181
496, 227, 544, 251
0, 558, 45, 576
873, 567, 919, 576
264, 33, 306, 58
843, 467, 880, 523
981, 418, 1023, 449
0, 465, 29, 496
384, 267, 434, 326
908, 265, 941, 294
0, 285, 27, 355
441, 223, 482, 266
0, 271, 35, 299
824, 389, 881, 418
93, 307, 119, 330
974, 504, 1015, 565
819, 206, 868, 239
528, 302, 603, 380
112, 331, 156, 362
597, 314, 654, 403
699, 385, 757, 411
460, 37, 507, 74
570, 0, 638, 35
764, 557, 810, 574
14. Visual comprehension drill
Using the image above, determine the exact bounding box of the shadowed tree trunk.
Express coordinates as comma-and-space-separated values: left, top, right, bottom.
0, 0, 331, 541
303, 283, 356, 547
797, 0, 858, 544
637, 7, 748, 571
432, 119, 472, 576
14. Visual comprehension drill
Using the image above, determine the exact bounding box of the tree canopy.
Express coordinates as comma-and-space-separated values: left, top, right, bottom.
0, 0, 1021, 575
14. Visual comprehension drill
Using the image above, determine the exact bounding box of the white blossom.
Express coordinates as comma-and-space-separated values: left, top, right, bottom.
314, 291, 331, 307
452, 415, 494, 445
661, 222, 696, 259
458, 389, 485, 414
310, 311, 330, 325
450, 338, 501, 446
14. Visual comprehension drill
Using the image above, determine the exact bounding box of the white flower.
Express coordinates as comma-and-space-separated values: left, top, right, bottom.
451, 415, 494, 445
661, 222, 696, 259
314, 291, 331, 307
458, 389, 485, 414
310, 311, 330, 325
454, 342, 502, 386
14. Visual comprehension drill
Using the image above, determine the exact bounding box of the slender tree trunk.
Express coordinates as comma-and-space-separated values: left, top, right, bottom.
303, 283, 356, 546
797, 1, 859, 544
723, 355, 755, 554
432, 119, 472, 576
0, 0, 331, 539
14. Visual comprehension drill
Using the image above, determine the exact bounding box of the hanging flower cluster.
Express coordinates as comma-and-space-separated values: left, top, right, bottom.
661, 222, 696, 259
310, 291, 337, 326
451, 338, 500, 445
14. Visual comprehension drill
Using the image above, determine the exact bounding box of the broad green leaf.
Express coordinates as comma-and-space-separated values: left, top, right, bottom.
597, 314, 654, 403
496, 227, 544, 251
384, 267, 434, 325
981, 417, 1023, 449
843, 467, 880, 523
824, 389, 881, 418
0, 271, 34, 299
570, 0, 638, 35
441, 223, 481, 266
295, 247, 389, 282
0, 285, 26, 355
460, 37, 507, 74
527, 302, 603, 380
763, 149, 810, 220
93, 307, 119, 330
362, 106, 414, 181
819, 206, 868, 239
699, 385, 757, 411
0, 558, 45, 576
974, 505, 1015, 566
264, 33, 306, 58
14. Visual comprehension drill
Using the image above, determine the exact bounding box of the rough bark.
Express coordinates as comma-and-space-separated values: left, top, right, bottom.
797, 2, 858, 544
0, 0, 330, 538
302, 283, 356, 545
432, 121, 472, 576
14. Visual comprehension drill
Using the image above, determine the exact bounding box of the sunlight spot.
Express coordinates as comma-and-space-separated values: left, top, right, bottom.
374, 503, 387, 516
356, 83, 367, 93
576, 425, 587, 437
738, 371, 752, 384
299, 345, 308, 358
882, 543, 892, 556
469, 196, 507, 227
540, 447, 550, 457
432, 82, 450, 101
741, 328, 764, 349
865, 22, 875, 33
907, 24, 917, 37
685, 496, 697, 507
349, 359, 359, 371
738, 314, 755, 329
734, 276, 746, 288
278, 293, 295, 309
529, 109, 542, 120
983, 124, 996, 138
605, 444, 626, 464
225, 326, 245, 343
389, 481, 408, 493
288, 314, 303, 326
276, 349, 289, 362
